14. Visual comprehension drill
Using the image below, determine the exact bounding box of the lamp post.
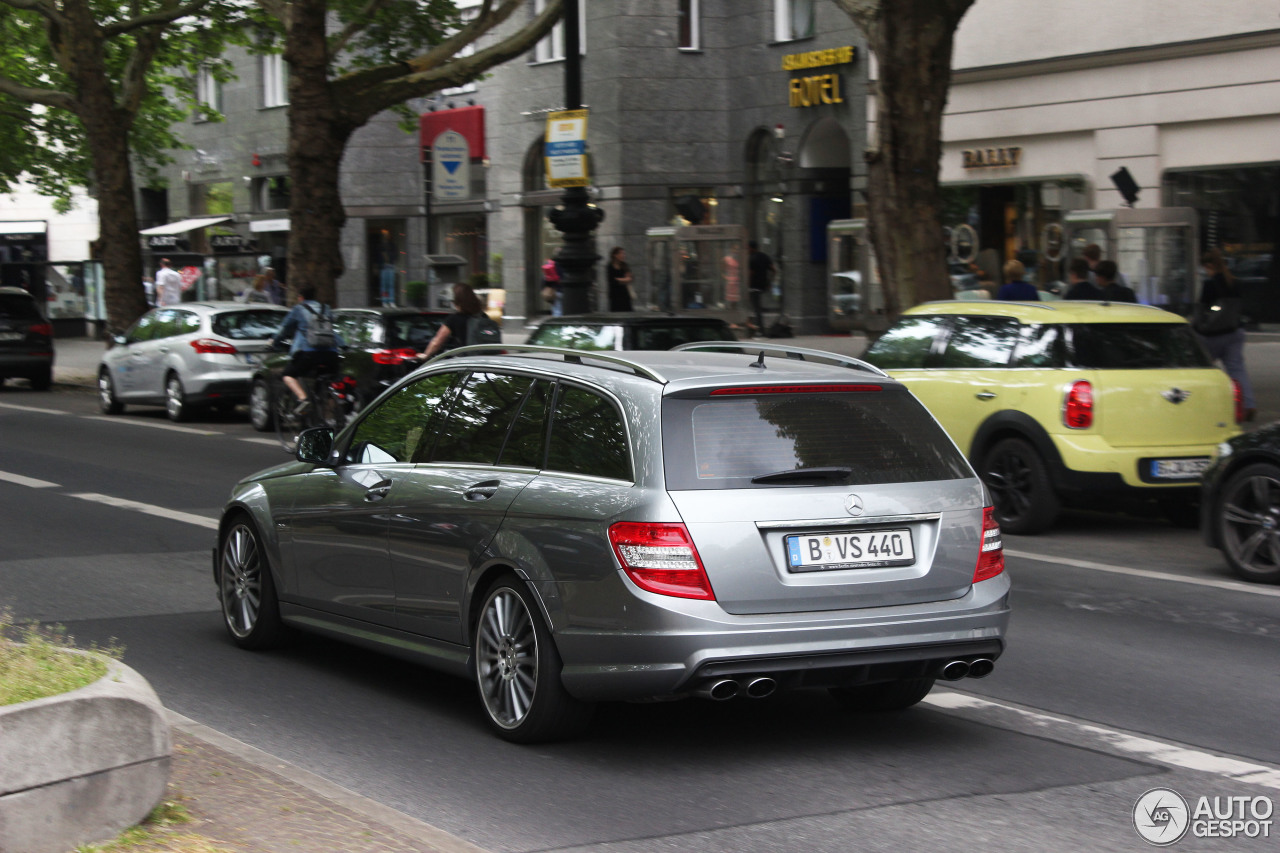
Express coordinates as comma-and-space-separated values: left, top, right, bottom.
548, 0, 603, 315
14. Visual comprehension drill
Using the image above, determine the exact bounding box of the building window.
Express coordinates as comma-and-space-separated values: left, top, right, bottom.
534, 0, 585, 63
196, 65, 221, 115
262, 54, 288, 108
774, 0, 814, 42
252, 176, 291, 212
679, 0, 700, 50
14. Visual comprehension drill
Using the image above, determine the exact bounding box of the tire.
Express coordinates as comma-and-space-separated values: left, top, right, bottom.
98, 369, 124, 414
473, 577, 593, 743
29, 366, 52, 391
980, 437, 1060, 535
829, 677, 936, 712
1215, 462, 1280, 583
165, 372, 189, 422
249, 378, 273, 431
217, 517, 285, 649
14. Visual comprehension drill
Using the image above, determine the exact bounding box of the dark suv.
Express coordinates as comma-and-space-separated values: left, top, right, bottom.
525, 312, 737, 351
0, 287, 54, 390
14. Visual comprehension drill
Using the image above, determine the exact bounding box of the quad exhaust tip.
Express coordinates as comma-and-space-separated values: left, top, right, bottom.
939, 660, 971, 681
698, 679, 740, 701
745, 677, 777, 699
967, 658, 995, 678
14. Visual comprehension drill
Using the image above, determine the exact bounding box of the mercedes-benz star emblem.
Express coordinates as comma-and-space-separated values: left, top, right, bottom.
1161, 388, 1190, 404
844, 494, 864, 516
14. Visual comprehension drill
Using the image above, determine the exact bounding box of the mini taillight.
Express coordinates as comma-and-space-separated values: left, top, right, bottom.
710, 384, 881, 396
371, 347, 419, 365
1063, 380, 1093, 429
1232, 379, 1244, 424
608, 522, 715, 600
28, 323, 52, 337
190, 338, 238, 355
974, 507, 1004, 583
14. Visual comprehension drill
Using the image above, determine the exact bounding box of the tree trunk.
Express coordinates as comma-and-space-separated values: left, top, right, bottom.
284, 0, 353, 307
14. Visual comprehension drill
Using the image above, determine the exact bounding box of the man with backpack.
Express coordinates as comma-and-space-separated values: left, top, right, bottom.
418, 282, 502, 360
271, 285, 344, 414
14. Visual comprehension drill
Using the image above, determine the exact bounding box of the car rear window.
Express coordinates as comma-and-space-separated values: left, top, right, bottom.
212, 310, 286, 340
0, 293, 41, 321
527, 323, 620, 351
631, 323, 734, 350
1068, 323, 1211, 369
662, 387, 971, 490
388, 315, 446, 348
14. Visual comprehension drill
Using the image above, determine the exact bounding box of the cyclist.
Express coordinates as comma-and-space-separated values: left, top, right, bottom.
271, 285, 344, 415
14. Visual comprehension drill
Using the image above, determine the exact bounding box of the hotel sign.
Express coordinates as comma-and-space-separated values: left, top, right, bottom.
962, 146, 1023, 169
784, 46, 855, 109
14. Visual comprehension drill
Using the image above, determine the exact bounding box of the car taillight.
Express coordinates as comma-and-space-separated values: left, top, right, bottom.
1063, 380, 1093, 429
371, 347, 419, 365
190, 338, 238, 355
28, 323, 52, 337
608, 522, 715, 600
1232, 379, 1244, 424
974, 507, 1004, 583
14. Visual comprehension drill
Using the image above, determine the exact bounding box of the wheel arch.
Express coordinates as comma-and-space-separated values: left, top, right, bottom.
216, 502, 286, 593
970, 410, 1066, 478
465, 561, 556, 653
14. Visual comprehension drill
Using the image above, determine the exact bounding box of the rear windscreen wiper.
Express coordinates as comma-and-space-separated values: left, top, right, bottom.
750, 466, 853, 485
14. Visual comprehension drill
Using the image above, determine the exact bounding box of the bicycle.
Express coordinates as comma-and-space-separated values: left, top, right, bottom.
271, 370, 358, 453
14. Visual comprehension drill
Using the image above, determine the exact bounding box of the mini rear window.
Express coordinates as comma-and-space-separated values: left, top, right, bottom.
662, 387, 970, 490
212, 310, 286, 340
1068, 323, 1211, 369
0, 293, 41, 321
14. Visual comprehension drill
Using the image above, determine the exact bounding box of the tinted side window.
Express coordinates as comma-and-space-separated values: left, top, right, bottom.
1012, 324, 1063, 367
547, 385, 630, 480
126, 313, 159, 343
177, 311, 202, 335
333, 314, 369, 345
348, 371, 457, 464
498, 380, 553, 468
213, 310, 285, 340
149, 310, 181, 339
528, 324, 620, 351
936, 316, 1020, 368
861, 316, 946, 369
1069, 323, 1212, 369
390, 315, 443, 349
632, 323, 734, 350
431, 372, 535, 465
0, 293, 41, 321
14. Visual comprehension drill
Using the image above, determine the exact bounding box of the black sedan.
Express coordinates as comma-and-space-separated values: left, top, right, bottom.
1201, 421, 1280, 583
248, 307, 449, 431
525, 312, 737, 351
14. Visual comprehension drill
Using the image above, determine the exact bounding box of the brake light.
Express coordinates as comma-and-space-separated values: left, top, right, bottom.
190, 338, 238, 355
608, 522, 715, 600
1063, 380, 1093, 429
1232, 379, 1244, 424
973, 507, 1004, 583
28, 323, 52, 337
371, 347, 419, 365
710, 384, 882, 396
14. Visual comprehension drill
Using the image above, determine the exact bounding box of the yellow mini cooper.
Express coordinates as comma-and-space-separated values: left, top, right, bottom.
862, 301, 1242, 534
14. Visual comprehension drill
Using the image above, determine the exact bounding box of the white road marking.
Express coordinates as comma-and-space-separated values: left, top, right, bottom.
926, 690, 1280, 790
0, 401, 68, 415
240, 437, 284, 447
66, 492, 219, 530
81, 415, 221, 436
0, 470, 60, 489
1005, 548, 1280, 598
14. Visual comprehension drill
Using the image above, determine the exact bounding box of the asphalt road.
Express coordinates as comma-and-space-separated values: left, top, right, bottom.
2, 382, 1278, 852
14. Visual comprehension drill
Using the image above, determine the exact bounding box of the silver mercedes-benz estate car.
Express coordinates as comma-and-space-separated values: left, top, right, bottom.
215, 343, 1010, 742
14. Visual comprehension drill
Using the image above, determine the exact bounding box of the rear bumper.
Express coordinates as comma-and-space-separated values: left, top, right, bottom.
550, 572, 1011, 701
1049, 433, 1228, 491
0, 352, 54, 377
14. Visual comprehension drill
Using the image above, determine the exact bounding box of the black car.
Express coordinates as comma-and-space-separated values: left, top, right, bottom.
248, 307, 449, 431
0, 287, 54, 390
525, 312, 737, 351
1201, 421, 1280, 583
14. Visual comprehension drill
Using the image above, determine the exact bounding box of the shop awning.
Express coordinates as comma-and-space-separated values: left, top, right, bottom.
139, 216, 233, 236
0, 221, 48, 234
249, 218, 290, 232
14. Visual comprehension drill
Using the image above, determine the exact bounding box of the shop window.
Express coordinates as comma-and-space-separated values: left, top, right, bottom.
262, 54, 288, 108
679, 0, 701, 50
670, 189, 717, 226
253, 176, 291, 212
533, 0, 584, 63
774, 0, 814, 42
195, 65, 221, 116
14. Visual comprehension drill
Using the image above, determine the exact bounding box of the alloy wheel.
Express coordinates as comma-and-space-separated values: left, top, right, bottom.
220, 524, 263, 639
165, 374, 187, 421
476, 587, 539, 730
1219, 464, 1280, 581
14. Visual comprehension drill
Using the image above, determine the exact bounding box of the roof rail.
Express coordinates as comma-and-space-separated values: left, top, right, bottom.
921, 299, 1059, 311
427, 344, 669, 383
672, 342, 890, 378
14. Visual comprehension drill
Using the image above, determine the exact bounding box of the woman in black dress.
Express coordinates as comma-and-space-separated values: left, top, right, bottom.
606, 246, 633, 312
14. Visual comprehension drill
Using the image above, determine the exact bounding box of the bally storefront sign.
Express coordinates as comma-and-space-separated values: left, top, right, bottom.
962, 146, 1023, 169
784, 45, 855, 109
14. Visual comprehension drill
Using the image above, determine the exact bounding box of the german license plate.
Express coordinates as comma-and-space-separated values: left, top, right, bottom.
0, 332, 22, 341
1151, 458, 1210, 480
786, 529, 915, 572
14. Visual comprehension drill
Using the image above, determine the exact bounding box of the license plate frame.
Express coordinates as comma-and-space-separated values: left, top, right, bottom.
0, 332, 23, 342
1150, 457, 1210, 480
785, 528, 915, 573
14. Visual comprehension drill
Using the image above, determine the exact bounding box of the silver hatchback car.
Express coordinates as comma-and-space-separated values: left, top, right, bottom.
99, 302, 288, 421
215, 343, 1010, 742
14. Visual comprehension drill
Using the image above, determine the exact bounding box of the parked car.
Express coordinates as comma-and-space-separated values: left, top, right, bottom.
247, 307, 450, 431
98, 303, 289, 421
0, 287, 54, 390
1201, 421, 1280, 583
214, 342, 1010, 742
861, 300, 1242, 534
524, 312, 737, 351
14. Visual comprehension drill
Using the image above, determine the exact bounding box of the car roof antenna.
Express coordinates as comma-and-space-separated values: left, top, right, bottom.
749, 351, 767, 369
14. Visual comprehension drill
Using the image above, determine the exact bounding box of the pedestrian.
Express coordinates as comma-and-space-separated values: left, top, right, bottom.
142, 276, 156, 307
257, 267, 286, 305
1096, 260, 1138, 303
1082, 243, 1133, 291
1194, 247, 1255, 421
747, 240, 776, 335
606, 247, 633, 312
154, 258, 183, 307
379, 262, 396, 307
417, 282, 500, 360
541, 258, 563, 316
1063, 257, 1104, 300
996, 260, 1039, 301
240, 276, 272, 303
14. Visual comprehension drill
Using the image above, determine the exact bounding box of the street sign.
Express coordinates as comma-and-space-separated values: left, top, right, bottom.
545, 109, 589, 188
432, 130, 470, 200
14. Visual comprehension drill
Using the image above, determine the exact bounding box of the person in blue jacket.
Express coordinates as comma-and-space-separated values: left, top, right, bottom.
996, 259, 1039, 301
271, 285, 344, 414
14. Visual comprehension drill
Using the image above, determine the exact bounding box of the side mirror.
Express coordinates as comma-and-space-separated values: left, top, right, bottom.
295, 427, 335, 465
111, 334, 128, 347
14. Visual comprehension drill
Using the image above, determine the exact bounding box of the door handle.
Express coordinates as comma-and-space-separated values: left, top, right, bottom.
364, 478, 393, 502
976, 391, 997, 400
464, 479, 501, 502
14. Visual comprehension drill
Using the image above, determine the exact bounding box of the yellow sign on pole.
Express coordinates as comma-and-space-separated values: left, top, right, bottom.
544, 109, 589, 188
